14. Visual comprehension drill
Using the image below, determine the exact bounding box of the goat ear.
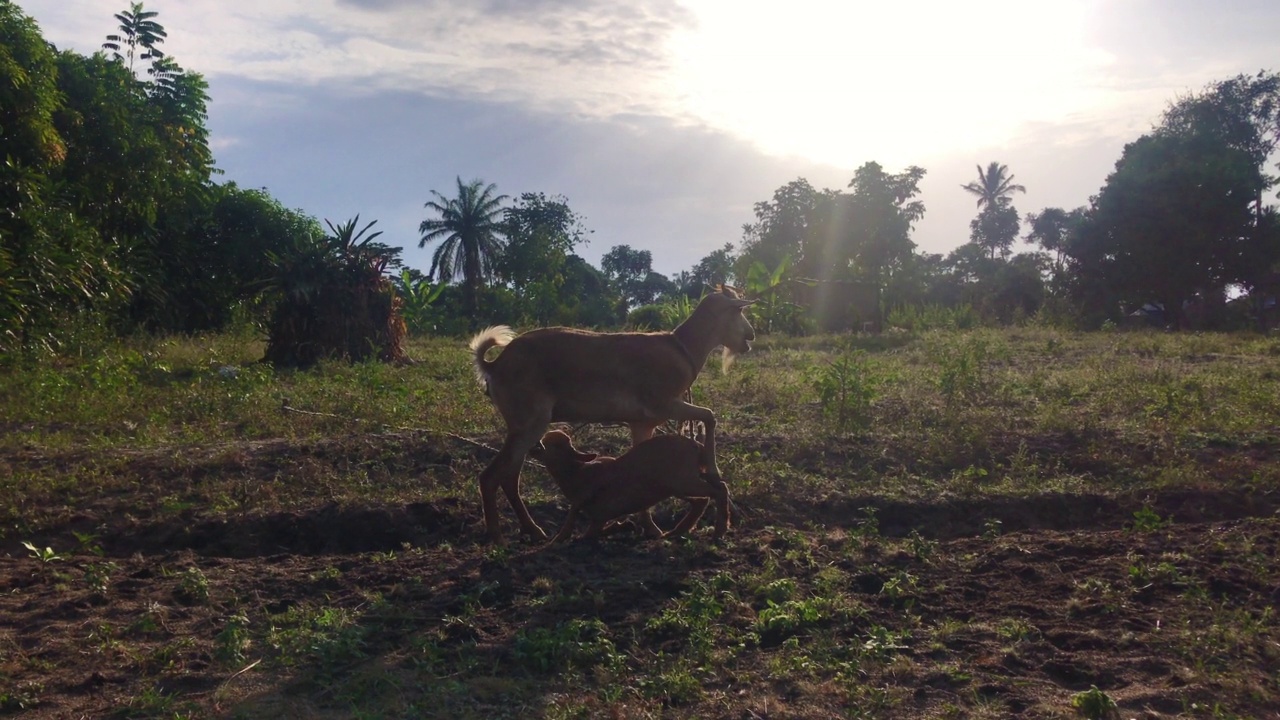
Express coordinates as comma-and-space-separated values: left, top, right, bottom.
733, 298, 757, 308
577, 451, 599, 462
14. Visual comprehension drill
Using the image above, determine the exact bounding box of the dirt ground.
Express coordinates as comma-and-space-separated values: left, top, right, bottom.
2, 435, 1278, 719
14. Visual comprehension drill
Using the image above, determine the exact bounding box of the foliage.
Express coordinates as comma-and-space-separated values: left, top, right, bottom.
496, 192, 613, 326
968, 203, 1020, 260
812, 347, 877, 430
101, 2, 167, 74
263, 216, 406, 367
603, 244, 676, 311
1070, 686, 1119, 720
1077, 132, 1260, 326
886, 304, 978, 331
394, 269, 446, 335
737, 178, 830, 279
743, 255, 810, 334
626, 293, 695, 330
960, 161, 1026, 210
817, 163, 927, 329
1025, 207, 1086, 289
1062, 73, 1280, 328
513, 619, 620, 673
683, 242, 737, 293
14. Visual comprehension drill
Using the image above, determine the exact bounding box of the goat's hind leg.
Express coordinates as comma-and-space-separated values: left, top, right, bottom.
486, 422, 551, 541
665, 497, 709, 538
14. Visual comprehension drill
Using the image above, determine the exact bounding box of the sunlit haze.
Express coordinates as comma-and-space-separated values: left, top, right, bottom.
671, 1, 1110, 167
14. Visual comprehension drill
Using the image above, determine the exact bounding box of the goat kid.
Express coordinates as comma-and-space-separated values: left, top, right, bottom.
530, 430, 731, 543
468, 286, 754, 542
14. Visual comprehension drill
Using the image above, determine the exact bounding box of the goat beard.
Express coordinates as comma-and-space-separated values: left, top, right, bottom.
721, 346, 737, 373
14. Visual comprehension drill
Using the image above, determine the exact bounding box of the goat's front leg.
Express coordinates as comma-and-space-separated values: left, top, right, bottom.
667, 401, 721, 482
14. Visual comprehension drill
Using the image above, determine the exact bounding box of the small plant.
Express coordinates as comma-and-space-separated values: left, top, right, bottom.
21, 540, 66, 563
1129, 505, 1171, 532
934, 334, 990, 409
513, 619, 620, 673
982, 518, 1004, 539
0, 684, 41, 712
646, 580, 726, 658
756, 596, 828, 638
215, 612, 252, 666
880, 570, 918, 609
1070, 685, 1119, 719
853, 506, 881, 540
176, 566, 210, 604
905, 530, 938, 562
640, 657, 703, 705
82, 561, 118, 595
860, 624, 910, 660
395, 269, 447, 335
996, 617, 1036, 644
812, 348, 877, 430
73, 531, 103, 556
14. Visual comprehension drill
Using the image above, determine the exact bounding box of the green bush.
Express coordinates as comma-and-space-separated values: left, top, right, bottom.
887, 304, 978, 332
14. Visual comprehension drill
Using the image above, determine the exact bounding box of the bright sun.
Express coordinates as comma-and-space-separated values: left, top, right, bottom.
668, 0, 1108, 168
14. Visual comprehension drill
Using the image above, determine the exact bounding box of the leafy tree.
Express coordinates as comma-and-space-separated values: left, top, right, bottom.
833, 162, 927, 328
146, 56, 214, 184
1159, 71, 1280, 312
102, 2, 167, 74
684, 242, 737, 294
969, 202, 1021, 259
0, 3, 64, 170
1025, 206, 1086, 294
1071, 131, 1261, 327
419, 177, 508, 316
495, 192, 591, 324
738, 178, 834, 280
961, 161, 1026, 210
602, 244, 673, 310
1, 5, 132, 350
180, 184, 322, 330
560, 255, 620, 327
983, 253, 1046, 323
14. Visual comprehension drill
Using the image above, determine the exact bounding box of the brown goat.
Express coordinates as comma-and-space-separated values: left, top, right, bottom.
469, 287, 755, 541
529, 430, 731, 543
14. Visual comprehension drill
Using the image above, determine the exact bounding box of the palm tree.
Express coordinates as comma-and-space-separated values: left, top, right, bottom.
102, 2, 167, 74
961, 161, 1026, 209
418, 177, 508, 314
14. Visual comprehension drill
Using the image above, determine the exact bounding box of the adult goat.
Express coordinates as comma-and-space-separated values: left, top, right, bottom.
468, 287, 755, 541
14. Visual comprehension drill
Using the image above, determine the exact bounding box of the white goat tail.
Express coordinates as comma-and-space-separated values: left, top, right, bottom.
468, 325, 515, 387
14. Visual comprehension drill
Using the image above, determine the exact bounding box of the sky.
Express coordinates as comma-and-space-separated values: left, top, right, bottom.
23, 0, 1280, 277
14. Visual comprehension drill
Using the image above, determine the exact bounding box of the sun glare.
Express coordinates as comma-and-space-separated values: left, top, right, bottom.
669, 0, 1109, 168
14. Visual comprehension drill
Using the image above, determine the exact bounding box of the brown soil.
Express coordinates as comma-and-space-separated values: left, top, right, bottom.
2, 435, 1278, 719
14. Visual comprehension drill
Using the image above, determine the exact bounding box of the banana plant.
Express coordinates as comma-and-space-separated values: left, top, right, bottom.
743, 255, 809, 334
396, 269, 447, 335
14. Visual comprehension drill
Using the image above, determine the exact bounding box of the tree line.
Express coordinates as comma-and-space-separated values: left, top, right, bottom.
4, 1, 1279, 365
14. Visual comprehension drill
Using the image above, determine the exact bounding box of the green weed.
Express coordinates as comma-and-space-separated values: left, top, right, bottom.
1070, 685, 1119, 719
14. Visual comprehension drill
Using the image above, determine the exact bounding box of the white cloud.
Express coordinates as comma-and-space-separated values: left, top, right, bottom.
23, 0, 1280, 276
